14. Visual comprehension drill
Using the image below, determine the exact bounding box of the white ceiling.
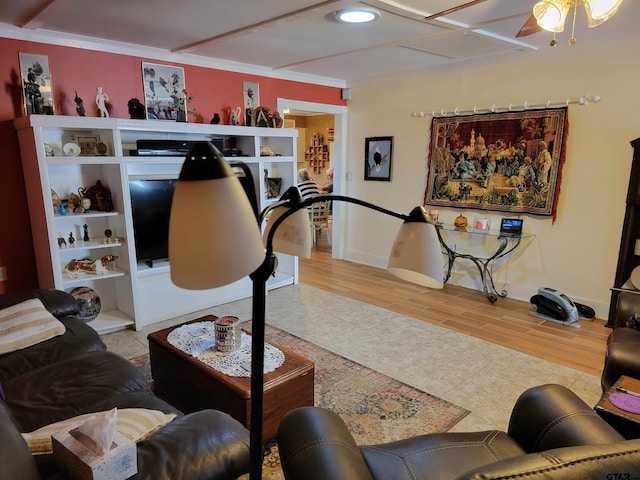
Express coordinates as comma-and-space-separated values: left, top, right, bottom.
0, 0, 637, 86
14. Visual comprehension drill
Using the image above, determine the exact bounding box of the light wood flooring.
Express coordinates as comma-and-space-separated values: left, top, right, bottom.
300, 241, 610, 378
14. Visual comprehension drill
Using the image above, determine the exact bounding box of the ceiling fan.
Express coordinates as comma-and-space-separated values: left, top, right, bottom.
515, 0, 625, 45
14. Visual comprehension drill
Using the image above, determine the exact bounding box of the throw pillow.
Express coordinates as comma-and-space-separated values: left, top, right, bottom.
22, 408, 177, 455
0, 298, 66, 355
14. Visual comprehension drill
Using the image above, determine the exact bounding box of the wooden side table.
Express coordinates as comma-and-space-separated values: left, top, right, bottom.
595, 375, 640, 439
148, 315, 314, 439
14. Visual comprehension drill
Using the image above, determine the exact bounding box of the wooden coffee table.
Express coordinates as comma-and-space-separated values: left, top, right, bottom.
147, 315, 314, 439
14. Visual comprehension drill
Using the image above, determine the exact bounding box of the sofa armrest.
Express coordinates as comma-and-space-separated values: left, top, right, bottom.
0, 401, 39, 480
613, 291, 640, 329
458, 438, 640, 480
508, 384, 623, 452
278, 407, 374, 480
134, 410, 250, 480
0, 289, 79, 318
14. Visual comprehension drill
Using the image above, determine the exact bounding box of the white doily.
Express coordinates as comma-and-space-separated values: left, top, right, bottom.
166, 321, 285, 377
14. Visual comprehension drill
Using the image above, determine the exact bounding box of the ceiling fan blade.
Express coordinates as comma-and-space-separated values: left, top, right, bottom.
424, 0, 488, 21
516, 14, 542, 37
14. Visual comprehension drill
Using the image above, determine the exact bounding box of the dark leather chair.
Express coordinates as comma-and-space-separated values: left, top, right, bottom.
602, 291, 640, 391
278, 384, 640, 480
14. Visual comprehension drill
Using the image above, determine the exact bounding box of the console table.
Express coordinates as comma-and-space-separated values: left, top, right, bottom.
436, 225, 533, 303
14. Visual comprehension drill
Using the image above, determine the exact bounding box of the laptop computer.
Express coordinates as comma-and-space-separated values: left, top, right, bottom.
499, 218, 523, 237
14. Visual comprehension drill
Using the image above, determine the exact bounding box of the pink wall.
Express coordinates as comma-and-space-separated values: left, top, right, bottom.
0, 38, 345, 293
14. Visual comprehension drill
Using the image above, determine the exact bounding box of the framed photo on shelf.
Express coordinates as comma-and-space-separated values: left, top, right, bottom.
141, 62, 186, 121
19, 52, 54, 115
243, 81, 260, 110
77, 135, 99, 156
364, 136, 393, 181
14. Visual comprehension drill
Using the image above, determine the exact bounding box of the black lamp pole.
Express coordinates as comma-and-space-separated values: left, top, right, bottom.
246, 191, 428, 479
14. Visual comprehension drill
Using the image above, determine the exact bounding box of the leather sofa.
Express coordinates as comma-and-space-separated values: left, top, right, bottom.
0, 289, 250, 480
278, 383, 640, 480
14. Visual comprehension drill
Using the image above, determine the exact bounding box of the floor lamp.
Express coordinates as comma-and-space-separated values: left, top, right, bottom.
169, 142, 444, 479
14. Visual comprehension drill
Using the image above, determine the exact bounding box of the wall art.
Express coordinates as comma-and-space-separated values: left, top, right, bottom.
19, 52, 54, 115
364, 136, 393, 181
141, 62, 186, 121
423, 107, 568, 219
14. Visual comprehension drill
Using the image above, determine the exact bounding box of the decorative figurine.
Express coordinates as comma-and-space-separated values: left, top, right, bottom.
127, 98, 145, 119
59, 201, 67, 216
68, 232, 75, 244
83, 224, 89, 242
24, 66, 42, 114
454, 214, 468, 231
78, 187, 91, 213
57, 236, 66, 248
96, 86, 109, 117
210, 113, 221, 124
74, 91, 85, 116
231, 106, 241, 125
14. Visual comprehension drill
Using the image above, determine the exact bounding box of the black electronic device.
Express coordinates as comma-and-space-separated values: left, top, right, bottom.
129, 159, 258, 267
499, 217, 523, 236
135, 138, 226, 156
129, 178, 176, 266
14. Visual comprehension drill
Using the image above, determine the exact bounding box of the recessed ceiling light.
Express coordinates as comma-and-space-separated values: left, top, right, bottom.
335, 8, 379, 23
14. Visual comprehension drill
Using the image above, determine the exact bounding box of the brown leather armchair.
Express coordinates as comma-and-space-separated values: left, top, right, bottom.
601, 291, 640, 391
278, 384, 640, 480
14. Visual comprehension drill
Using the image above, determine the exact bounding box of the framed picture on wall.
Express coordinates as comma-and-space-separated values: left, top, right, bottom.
364, 136, 393, 181
141, 62, 186, 121
19, 52, 54, 115
243, 81, 260, 110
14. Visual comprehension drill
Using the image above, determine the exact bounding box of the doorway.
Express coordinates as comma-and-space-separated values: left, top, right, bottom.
277, 99, 347, 259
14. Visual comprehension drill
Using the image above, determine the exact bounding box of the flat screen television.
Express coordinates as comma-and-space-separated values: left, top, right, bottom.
129, 178, 177, 267
129, 162, 259, 268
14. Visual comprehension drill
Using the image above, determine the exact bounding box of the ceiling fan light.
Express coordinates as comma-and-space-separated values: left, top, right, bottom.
533, 0, 569, 32
584, 0, 623, 27
335, 8, 379, 23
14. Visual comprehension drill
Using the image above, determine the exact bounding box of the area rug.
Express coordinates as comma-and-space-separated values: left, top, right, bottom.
131, 324, 468, 479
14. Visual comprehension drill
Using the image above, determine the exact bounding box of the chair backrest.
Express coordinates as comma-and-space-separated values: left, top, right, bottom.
311, 199, 330, 225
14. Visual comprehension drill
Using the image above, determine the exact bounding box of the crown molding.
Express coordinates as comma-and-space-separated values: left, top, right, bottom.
0, 23, 346, 88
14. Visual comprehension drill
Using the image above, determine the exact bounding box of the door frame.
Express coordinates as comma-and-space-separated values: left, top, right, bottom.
277, 98, 347, 259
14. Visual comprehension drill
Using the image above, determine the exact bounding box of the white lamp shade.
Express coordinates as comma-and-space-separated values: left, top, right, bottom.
169, 176, 265, 289
584, 0, 623, 26
387, 222, 444, 289
262, 205, 312, 259
533, 0, 569, 32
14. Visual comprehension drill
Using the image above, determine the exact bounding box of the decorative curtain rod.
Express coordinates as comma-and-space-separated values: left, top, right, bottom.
410, 95, 601, 118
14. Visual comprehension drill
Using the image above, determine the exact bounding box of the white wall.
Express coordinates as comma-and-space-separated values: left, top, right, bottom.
339, 44, 640, 319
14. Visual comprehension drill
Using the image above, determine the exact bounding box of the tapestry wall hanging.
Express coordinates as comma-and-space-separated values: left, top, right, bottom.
423, 107, 568, 218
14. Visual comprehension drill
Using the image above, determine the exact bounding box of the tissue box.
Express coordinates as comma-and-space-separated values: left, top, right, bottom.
52, 428, 137, 480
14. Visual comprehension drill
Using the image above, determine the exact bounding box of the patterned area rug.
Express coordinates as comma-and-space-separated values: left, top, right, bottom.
131, 323, 468, 479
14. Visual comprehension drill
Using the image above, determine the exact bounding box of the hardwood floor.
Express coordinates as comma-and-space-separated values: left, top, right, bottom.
299, 244, 610, 378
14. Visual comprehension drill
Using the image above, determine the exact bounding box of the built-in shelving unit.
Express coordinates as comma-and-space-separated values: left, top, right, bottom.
304, 133, 329, 174
15, 115, 298, 333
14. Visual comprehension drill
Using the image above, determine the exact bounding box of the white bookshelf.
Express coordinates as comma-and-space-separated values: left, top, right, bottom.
15, 115, 298, 333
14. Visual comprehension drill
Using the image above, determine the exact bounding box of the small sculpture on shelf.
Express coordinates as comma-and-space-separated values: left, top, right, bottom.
230, 106, 241, 125
66, 193, 83, 214
64, 255, 118, 278
83, 224, 90, 242
68, 232, 75, 244
96, 86, 109, 118
57, 236, 66, 248
127, 98, 145, 119
74, 91, 86, 116
78, 187, 91, 213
